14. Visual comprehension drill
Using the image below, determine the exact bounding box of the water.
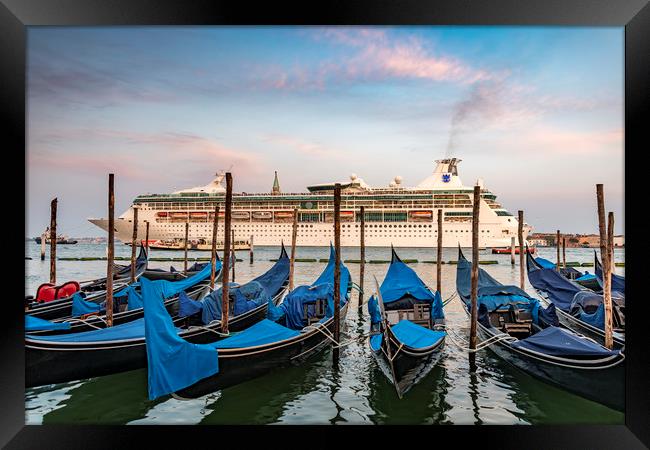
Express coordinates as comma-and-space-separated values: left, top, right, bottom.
24, 242, 625, 425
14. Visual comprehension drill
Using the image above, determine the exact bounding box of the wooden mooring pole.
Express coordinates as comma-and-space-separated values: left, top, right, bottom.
106, 174, 115, 327
221, 173, 233, 334
562, 236, 567, 269
249, 234, 254, 264
556, 230, 561, 272
510, 236, 515, 266
144, 220, 150, 251
469, 186, 480, 354
358, 206, 365, 309
49, 198, 57, 284
231, 229, 236, 283
289, 208, 298, 290
40, 229, 46, 261
210, 205, 220, 289
596, 183, 614, 349
183, 221, 189, 274
130, 206, 138, 283
333, 183, 342, 366
518, 211, 525, 290
437, 209, 442, 293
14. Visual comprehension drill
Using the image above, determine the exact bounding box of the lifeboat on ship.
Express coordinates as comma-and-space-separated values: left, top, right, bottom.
252, 211, 273, 220
232, 211, 250, 220
169, 212, 188, 219
409, 210, 433, 221
190, 212, 208, 220
156, 212, 168, 218
274, 211, 295, 219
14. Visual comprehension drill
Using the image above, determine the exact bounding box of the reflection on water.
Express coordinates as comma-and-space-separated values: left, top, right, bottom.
25, 243, 625, 425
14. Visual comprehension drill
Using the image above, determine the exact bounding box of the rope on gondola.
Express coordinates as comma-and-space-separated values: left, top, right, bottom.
302, 323, 371, 349
350, 282, 364, 294
186, 325, 232, 337
445, 327, 517, 353
442, 291, 457, 306
61, 316, 108, 330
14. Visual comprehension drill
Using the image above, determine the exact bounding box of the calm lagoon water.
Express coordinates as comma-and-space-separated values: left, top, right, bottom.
24, 242, 625, 425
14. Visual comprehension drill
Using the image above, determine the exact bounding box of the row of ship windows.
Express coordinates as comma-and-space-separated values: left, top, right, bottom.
155, 224, 503, 229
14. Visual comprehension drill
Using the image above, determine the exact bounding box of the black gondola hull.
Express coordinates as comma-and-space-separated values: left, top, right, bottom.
174, 303, 349, 399
372, 327, 444, 397
472, 314, 624, 412
25, 296, 276, 388
537, 296, 625, 350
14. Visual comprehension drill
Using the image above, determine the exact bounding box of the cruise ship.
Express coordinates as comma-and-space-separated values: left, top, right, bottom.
88, 158, 532, 247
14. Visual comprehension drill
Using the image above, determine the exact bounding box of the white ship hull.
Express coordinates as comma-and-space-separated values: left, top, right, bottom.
88, 158, 532, 248
88, 216, 526, 248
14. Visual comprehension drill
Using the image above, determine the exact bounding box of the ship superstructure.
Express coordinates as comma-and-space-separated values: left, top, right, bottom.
89, 158, 531, 247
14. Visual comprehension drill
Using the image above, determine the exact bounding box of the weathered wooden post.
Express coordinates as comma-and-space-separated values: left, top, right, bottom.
231, 229, 236, 283
596, 184, 613, 349
210, 205, 220, 289
289, 208, 298, 290
106, 174, 115, 327
470, 185, 480, 353
518, 210, 525, 290
608, 213, 614, 274
358, 206, 366, 309
333, 183, 342, 365
437, 209, 442, 293
40, 229, 46, 261
562, 236, 567, 270
556, 230, 561, 272
221, 173, 233, 334
49, 199, 57, 284
510, 236, 515, 266
249, 234, 254, 264
144, 220, 150, 250
183, 221, 189, 274
130, 206, 139, 283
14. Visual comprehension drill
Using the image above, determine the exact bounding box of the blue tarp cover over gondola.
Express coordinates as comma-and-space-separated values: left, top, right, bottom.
390, 320, 445, 349
71, 292, 104, 317
25, 315, 71, 332
457, 249, 558, 326
267, 245, 350, 330
26, 318, 151, 342
367, 249, 444, 325
208, 319, 300, 349
525, 252, 585, 311
186, 249, 290, 323
115, 261, 217, 310
141, 276, 218, 400
511, 326, 619, 357
595, 253, 625, 292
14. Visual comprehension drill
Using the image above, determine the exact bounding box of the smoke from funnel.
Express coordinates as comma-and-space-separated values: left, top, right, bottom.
446, 80, 504, 158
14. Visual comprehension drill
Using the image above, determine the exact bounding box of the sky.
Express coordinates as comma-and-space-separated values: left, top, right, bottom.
26, 26, 624, 237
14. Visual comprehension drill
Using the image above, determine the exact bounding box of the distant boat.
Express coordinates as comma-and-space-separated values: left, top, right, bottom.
491, 246, 535, 254
132, 238, 250, 251
34, 235, 78, 245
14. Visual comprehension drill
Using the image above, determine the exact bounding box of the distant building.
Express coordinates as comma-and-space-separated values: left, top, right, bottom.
272, 171, 281, 195
614, 235, 624, 247
528, 237, 551, 247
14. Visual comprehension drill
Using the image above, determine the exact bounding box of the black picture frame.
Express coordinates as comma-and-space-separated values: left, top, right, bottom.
3, 0, 648, 447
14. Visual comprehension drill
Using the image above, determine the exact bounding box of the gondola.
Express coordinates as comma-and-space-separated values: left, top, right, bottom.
25, 246, 149, 321
143, 244, 351, 401
143, 261, 210, 281
533, 256, 601, 291
367, 248, 446, 398
25, 246, 290, 388
526, 248, 625, 348
457, 247, 624, 411
595, 251, 625, 293
26, 257, 222, 335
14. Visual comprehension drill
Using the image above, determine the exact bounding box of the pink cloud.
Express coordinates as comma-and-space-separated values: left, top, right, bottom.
265, 28, 505, 91
262, 133, 348, 159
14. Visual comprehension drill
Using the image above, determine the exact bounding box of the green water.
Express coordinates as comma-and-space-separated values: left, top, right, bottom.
25, 243, 624, 425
